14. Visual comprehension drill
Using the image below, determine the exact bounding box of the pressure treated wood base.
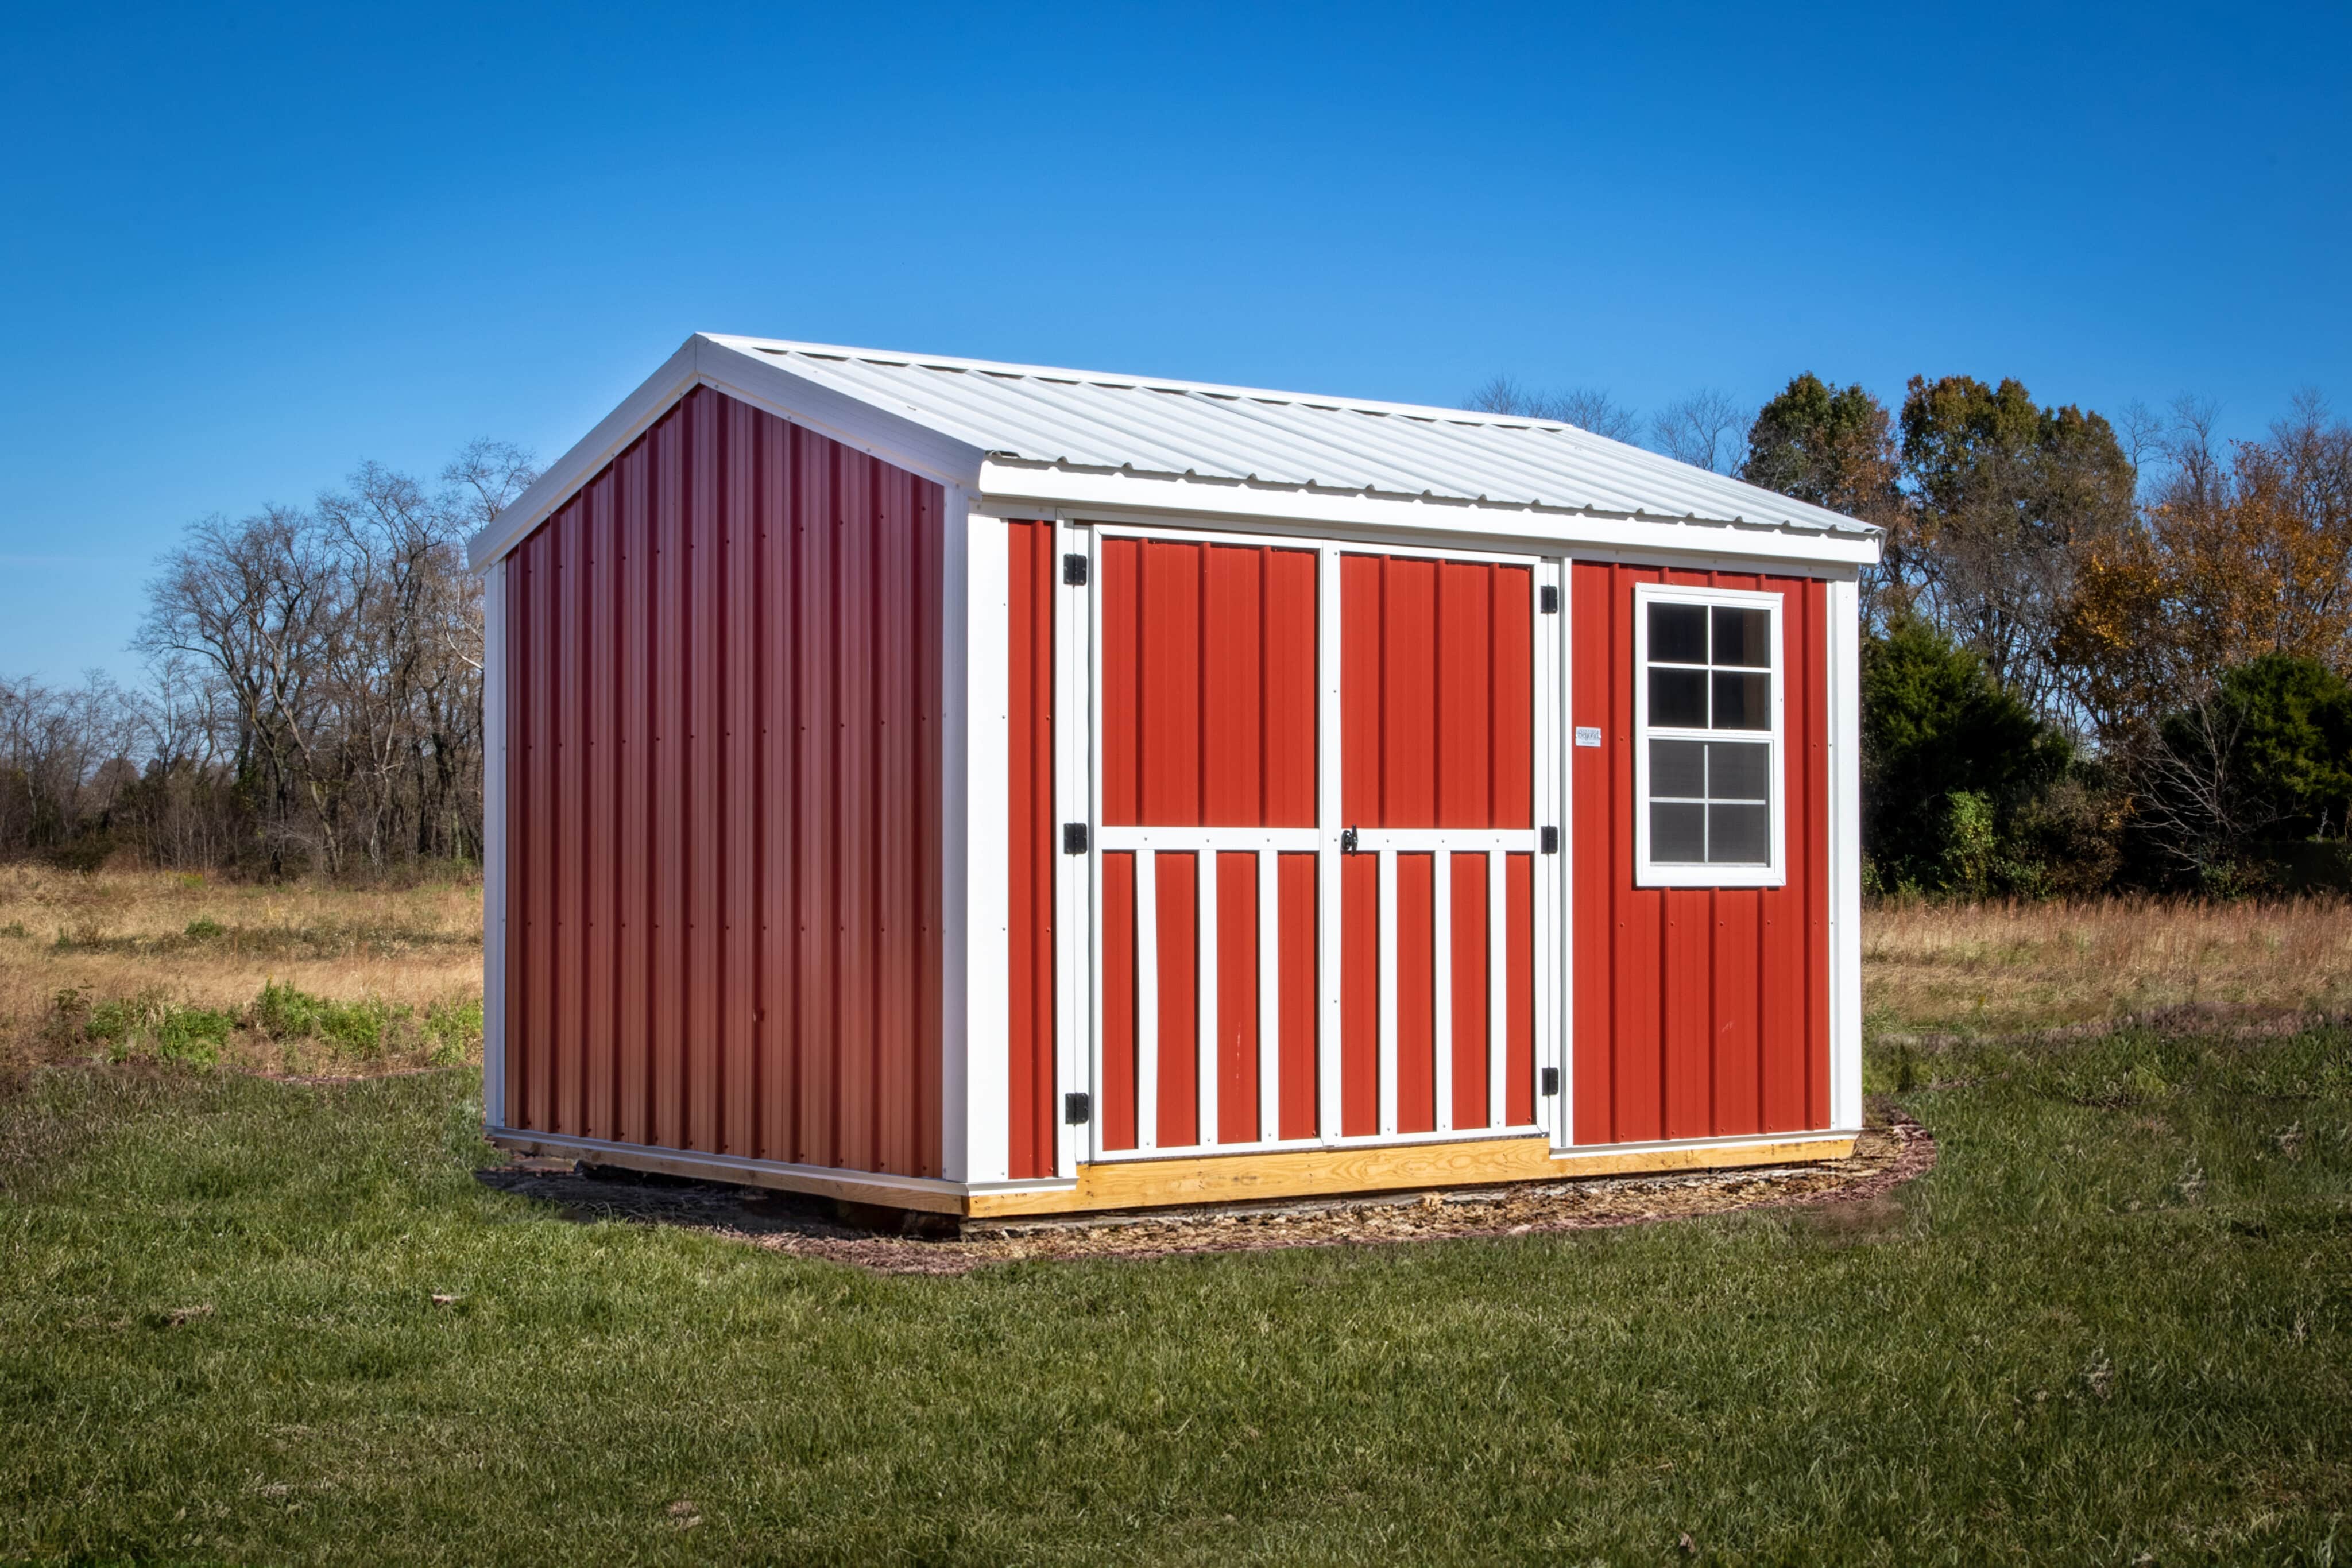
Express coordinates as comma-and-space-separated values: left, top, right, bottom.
965, 1132, 1858, 1218
490, 1126, 1855, 1222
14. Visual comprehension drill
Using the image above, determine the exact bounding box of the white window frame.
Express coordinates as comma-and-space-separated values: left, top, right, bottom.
1632, 582, 1786, 889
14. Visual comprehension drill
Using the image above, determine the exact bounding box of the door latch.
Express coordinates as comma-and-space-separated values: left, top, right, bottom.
1340, 825, 1359, 854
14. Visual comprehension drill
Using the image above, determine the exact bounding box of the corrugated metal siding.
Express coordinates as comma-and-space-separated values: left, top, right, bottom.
1334, 553, 1539, 1137
504, 385, 945, 1178
1101, 538, 1318, 826
1339, 554, 1533, 828
1006, 521, 1057, 1181
1569, 562, 1831, 1144
1093, 537, 1324, 1153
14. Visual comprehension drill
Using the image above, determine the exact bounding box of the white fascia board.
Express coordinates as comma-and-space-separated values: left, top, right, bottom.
974, 463, 1883, 570
466, 334, 989, 572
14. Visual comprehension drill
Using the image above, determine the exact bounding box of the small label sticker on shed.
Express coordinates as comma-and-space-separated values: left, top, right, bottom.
1575, 725, 1603, 748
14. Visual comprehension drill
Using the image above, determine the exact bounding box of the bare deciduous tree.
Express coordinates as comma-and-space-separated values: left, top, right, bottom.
1650, 389, 1751, 474
1467, 375, 1641, 442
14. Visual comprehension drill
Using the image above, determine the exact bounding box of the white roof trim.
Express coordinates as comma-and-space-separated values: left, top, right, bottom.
469, 333, 1883, 572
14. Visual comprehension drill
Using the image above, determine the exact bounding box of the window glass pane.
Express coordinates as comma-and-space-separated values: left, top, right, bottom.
1707, 740, 1770, 801
1708, 803, 1770, 864
1649, 668, 1707, 727
1651, 802, 1705, 862
1711, 671, 1770, 730
1712, 606, 1770, 668
1649, 739, 1705, 798
1648, 602, 1707, 664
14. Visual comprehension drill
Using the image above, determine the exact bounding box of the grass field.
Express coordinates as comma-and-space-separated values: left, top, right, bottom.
2, 871, 2349, 1562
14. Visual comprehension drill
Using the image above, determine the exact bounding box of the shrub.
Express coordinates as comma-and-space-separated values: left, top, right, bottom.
76, 989, 235, 1066
423, 997, 483, 1064
183, 916, 225, 940
252, 980, 405, 1056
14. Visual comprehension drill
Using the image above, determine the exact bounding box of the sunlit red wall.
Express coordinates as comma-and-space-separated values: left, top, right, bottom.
1569, 562, 1831, 1144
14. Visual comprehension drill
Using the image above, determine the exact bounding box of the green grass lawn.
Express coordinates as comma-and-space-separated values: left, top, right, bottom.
3, 1028, 2349, 1566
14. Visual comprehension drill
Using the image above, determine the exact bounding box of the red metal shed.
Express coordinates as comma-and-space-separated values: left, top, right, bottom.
469, 335, 1878, 1219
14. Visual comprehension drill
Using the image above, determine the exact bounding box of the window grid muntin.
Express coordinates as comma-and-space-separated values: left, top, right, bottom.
1634, 587, 1785, 882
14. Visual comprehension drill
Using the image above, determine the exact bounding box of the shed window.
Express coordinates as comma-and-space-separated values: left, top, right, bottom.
1633, 584, 1784, 888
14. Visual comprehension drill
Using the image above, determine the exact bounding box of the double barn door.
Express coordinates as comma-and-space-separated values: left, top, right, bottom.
1057, 523, 1560, 1167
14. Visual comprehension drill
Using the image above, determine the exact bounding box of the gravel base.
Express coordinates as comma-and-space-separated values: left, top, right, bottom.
477, 1110, 1936, 1276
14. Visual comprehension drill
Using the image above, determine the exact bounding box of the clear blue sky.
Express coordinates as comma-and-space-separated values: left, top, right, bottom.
3, 2, 2345, 684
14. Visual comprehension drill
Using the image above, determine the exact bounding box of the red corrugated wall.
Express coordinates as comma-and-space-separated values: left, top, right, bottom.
1569, 562, 1830, 1144
1006, 521, 1057, 1180
1095, 537, 1321, 1151
1101, 537, 1320, 827
503, 385, 945, 1178
1336, 552, 1537, 1136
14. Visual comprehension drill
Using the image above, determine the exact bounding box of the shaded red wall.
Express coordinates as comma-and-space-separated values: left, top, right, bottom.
504, 385, 945, 1178
1005, 521, 1056, 1180
1569, 562, 1831, 1145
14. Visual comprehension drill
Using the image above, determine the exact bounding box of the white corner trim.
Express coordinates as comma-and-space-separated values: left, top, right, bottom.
481, 557, 507, 1131
465, 335, 991, 574
1826, 576, 1864, 1132
958, 505, 1012, 1186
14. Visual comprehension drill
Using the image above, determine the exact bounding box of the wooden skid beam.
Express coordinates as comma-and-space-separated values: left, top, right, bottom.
967, 1133, 1855, 1218
493, 1128, 1854, 1221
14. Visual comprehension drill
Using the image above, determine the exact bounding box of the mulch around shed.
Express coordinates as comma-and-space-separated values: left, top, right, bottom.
477, 1110, 1935, 1275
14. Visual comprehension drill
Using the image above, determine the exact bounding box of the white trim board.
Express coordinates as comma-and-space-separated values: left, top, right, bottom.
1630, 582, 1789, 890
467, 336, 989, 571
980, 466, 1881, 568
481, 557, 508, 1132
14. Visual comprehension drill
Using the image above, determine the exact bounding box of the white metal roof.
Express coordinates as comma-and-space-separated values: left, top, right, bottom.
469, 334, 1879, 571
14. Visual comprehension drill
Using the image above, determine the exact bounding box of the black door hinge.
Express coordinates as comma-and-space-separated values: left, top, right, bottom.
1540, 825, 1560, 854
1062, 822, 1090, 855
1540, 1066, 1561, 1097
1065, 1091, 1092, 1125
1062, 553, 1089, 586
1539, 584, 1560, 614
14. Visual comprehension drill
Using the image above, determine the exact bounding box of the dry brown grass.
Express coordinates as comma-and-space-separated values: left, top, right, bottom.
5, 869, 2345, 1076
0, 865, 483, 1076
1864, 895, 2352, 1035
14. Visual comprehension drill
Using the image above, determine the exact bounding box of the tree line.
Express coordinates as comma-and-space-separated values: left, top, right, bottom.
1480, 371, 2352, 894
5, 375, 2347, 894
0, 442, 534, 878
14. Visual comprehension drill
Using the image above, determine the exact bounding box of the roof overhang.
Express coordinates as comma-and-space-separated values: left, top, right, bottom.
470, 335, 1884, 574
972, 461, 1881, 568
